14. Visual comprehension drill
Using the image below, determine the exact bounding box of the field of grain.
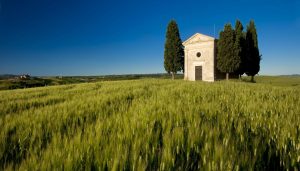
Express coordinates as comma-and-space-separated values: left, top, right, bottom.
0, 78, 299, 170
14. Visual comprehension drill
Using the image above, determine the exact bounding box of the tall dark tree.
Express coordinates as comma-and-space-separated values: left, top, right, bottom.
245, 20, 261, 82
164, 20, 184, 79
217, 24, 241, 80
181, 52, 184, 73
234, 20, 246, 79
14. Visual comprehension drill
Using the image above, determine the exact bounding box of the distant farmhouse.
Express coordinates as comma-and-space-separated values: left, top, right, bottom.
183, 33, 236, 81
19, 74, 30, 79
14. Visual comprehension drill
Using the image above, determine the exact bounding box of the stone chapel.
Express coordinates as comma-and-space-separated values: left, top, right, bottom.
182, 33, 227, 81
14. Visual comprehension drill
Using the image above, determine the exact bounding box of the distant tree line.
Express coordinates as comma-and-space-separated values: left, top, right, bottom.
217, 20, 261, 81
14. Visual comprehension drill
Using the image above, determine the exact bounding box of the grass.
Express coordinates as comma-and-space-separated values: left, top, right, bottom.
0, 77, 299, 170
253, 76, 300, 87
0, 74, 184, 90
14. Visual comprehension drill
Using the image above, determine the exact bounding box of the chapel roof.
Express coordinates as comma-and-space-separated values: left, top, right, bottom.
182, 33, 215, 46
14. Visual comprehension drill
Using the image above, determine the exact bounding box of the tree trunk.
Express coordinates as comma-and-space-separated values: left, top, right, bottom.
171, 72, 175, 80
251, 76, 254, 82
226, 73, 229, 81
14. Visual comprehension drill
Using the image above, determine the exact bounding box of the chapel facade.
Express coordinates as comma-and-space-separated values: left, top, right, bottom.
182, 33, 226, 81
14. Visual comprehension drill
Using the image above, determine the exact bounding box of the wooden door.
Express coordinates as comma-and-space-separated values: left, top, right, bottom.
195, 66, 202, 80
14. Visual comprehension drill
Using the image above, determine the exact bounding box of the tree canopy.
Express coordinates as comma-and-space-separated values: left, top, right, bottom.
164, 20, 184, 79
217, 23, 241, 80
217, 20, 261, 81
245, 20, 261, 82
234, 20, 246, 78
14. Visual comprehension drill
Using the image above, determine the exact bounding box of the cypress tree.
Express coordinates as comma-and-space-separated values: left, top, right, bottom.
245, 20, 261, 82
217, 24, 240, 80
234, 20, 246, 79
164, 20, 184, 79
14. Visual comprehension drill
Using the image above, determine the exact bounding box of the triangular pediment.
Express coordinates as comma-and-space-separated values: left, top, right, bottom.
183, 33, 215, 46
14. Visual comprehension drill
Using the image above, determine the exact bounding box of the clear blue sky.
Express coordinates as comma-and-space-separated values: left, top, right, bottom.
0, 0, 299, 76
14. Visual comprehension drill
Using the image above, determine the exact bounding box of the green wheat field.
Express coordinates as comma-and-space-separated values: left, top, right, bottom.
0, 77, 300, 170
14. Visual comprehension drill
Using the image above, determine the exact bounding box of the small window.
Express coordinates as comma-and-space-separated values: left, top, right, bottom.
196, 52, 201, 57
